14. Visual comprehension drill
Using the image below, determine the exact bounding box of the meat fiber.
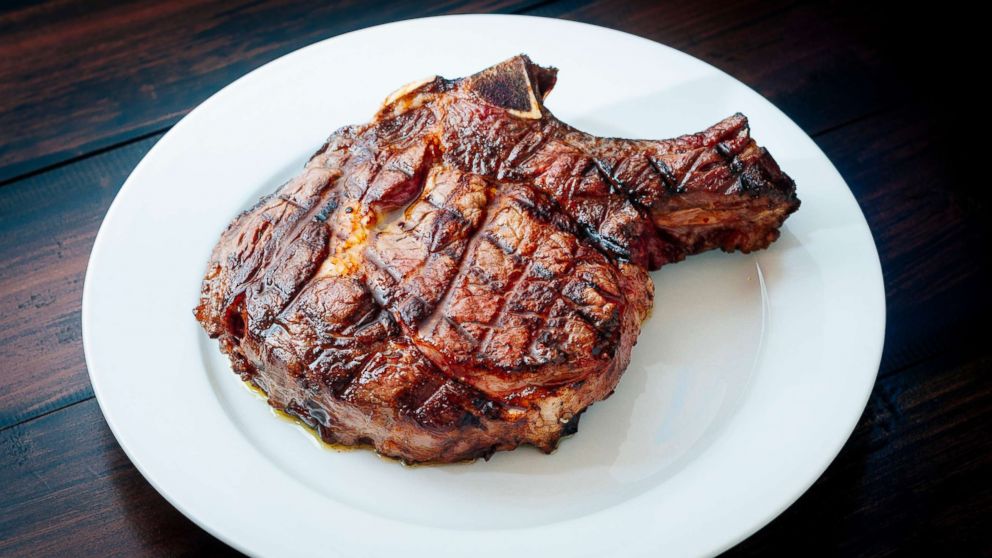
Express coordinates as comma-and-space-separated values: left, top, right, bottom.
194, 56, 800, 463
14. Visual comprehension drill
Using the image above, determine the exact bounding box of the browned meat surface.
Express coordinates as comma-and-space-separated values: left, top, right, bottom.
194, 56, 800, 463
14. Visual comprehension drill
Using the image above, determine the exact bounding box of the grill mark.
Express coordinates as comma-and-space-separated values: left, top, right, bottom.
556, 134, 661, 217
537, 151, 655, 265
560, 159, 597, 208
481, 229, 521, 258
477, 243, 535, 356
314, 197, 339, 222
405, 377, 477, 429
334, 349, 380, 396
584, 278, 623, 305
503, 128, 546, 171
413, 381, 451, 414
374, 165, 473, 282
306, 288, 394, 399
220, 218, 274, 310
337, 344, 387, 399
395, 340, 502, 425
267, 172, 337, 244
648, 156, 679, 194
581, 223, 632, 261
716, 138, 746, 177
506, 171, 638, 267
271, 234, 330, 330
676, 148, 706, 192
277, 194, 306, 210
715, 142, 733, 159
590, 158, 652, 214
231, 192, 303, 299
591, 158, 621, 194
444, 316, 479, 348
524, 248, 577, 359
352, 306, 392, 333
245, 170, 342, 328
427, 208, 471, 253
363, 247, 403, 283
414, 182, 496, 340
556, 293, 615, 338
456, 128, 638, 267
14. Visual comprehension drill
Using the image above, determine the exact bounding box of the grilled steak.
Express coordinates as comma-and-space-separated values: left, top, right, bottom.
195, 56, 800, 463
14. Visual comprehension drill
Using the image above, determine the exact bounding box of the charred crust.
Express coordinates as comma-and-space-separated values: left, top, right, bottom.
458, 411, 483, 429
581, 223, 632, 261
560, 410, 584, 436
649, 157, 680, 194
729, 156, 744, 174
398, 296, 429, 326
314, 197, 339, 222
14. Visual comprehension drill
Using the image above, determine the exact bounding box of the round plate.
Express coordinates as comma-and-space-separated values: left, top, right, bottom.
83, 14, 885, 557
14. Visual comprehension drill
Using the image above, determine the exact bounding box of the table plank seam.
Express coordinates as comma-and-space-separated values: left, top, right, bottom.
0, 394, 92, 436
0, 126, 170, 190
810, 107, 890, 139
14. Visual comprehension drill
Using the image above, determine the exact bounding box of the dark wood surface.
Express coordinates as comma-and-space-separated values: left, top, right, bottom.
1, 1, 988, 555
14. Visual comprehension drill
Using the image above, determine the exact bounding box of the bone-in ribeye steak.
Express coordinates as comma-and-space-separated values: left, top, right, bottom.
195, 56, 800, 463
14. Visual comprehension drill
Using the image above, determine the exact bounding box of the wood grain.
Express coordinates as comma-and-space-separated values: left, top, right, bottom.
0, 399, 239, 557
811, 108, 991, 377
0, 0, 541, 183
0, 134, 161, 428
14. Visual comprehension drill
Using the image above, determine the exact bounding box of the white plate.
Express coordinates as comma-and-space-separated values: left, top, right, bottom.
83, 14, 885, 558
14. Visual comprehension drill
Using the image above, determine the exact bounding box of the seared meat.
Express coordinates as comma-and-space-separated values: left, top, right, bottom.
195, 56, 799, 463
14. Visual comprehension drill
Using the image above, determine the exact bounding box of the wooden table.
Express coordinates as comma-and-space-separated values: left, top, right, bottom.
2, 1, 988, 555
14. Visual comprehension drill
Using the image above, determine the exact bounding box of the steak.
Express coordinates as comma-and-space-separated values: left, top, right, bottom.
195, 56, 800, 463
